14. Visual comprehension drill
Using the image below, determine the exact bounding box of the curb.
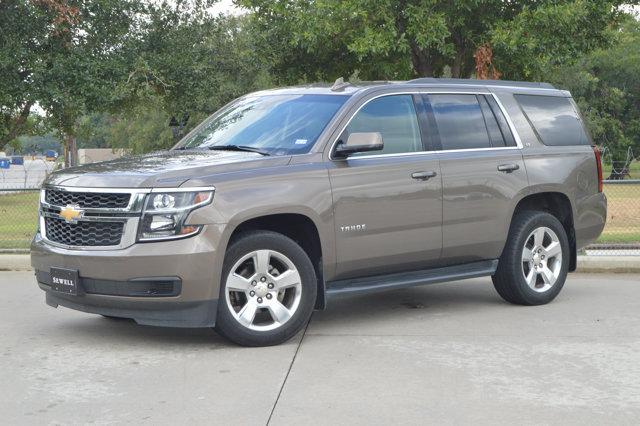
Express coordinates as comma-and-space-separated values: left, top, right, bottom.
576, 255, 640, 273
0, 255, 32, 271
1, 254, 639, 273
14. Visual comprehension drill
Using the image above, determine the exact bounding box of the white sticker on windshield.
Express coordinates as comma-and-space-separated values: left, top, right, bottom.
294, 139, 308, 145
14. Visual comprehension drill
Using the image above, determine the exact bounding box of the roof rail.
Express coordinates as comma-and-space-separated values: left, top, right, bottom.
407, 77, 555, 89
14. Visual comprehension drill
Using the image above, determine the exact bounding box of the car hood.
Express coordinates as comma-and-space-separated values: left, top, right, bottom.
45, 150, 292, 188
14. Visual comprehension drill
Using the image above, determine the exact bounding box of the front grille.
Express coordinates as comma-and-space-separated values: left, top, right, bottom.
44, 216, 124, 247
45, 189, 130, 209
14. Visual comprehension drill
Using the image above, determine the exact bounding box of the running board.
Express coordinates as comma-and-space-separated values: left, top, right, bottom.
326, 259, 498, 298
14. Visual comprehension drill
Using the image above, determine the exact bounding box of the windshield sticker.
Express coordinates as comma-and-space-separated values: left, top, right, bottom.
294, 139, 308, 145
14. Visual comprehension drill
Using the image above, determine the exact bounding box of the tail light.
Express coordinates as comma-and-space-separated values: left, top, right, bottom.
592, 145, 603, 193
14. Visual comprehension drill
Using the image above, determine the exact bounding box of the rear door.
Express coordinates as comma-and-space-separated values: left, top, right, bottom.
327, 93, 442, 280
424, 92, 528, 264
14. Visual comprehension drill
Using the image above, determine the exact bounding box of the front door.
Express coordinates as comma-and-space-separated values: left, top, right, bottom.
327, 94, 443, 280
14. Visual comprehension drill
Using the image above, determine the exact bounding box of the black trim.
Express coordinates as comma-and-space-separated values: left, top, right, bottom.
45, 291, 218, 328
420, 94, 443, 151
326, 260, 498, 297
478, 95, 506, 148
484, 95, 516, 147
36, 270, 182, 297
412, 94, 434, 152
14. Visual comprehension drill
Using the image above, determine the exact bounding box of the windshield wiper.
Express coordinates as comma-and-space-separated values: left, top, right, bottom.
207, 145, 270, 156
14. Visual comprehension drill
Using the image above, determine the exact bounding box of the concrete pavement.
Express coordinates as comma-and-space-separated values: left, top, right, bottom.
1, 271, 640, 424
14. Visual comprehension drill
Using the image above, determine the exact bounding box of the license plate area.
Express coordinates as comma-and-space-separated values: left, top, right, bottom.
50, 267, 79, 295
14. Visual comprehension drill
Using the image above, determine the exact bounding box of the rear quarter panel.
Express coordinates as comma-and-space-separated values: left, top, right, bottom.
522, 146, 606, 249
493, 89, 606, 250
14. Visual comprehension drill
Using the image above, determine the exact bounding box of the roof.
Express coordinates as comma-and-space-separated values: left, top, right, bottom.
248, 78, 563, 97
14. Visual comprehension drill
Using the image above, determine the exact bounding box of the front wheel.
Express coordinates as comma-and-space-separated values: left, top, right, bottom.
215, 231, 317, 346
492, 210, 570, 305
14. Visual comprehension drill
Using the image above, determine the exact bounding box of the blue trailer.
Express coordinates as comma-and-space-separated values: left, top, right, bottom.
10, 156, 24, 165
0, 158, 10, 169
45, 150, 58, 161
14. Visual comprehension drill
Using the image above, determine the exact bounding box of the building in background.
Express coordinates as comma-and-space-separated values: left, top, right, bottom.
77, 149, 129, 165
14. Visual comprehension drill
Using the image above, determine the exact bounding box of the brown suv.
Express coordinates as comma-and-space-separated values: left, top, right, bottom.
31, 78, 607, 346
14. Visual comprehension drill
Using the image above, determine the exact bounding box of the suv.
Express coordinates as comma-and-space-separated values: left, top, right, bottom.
32, 78, 606, 346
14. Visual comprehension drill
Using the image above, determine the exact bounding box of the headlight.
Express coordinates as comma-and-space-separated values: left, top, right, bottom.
138, 189, 214, 241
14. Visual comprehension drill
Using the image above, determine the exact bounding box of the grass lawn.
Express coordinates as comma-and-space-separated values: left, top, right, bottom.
598, 183, 640, 244
0, 184, 638, 249
0, 191, 39, 249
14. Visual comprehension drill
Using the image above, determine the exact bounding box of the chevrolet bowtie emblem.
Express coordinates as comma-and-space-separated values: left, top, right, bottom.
59, 204, 84, 224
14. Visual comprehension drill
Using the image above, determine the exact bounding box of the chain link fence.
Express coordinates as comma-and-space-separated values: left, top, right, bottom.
0, 157, 60, 190
585, 180, 640, 256
0, 188, 40, 250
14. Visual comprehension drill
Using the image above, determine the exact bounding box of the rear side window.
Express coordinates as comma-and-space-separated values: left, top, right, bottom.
429, 94, 490, 150
515, 94, 588, 146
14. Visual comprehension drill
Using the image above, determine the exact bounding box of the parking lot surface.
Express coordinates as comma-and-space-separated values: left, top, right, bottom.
2, 271, 639, 425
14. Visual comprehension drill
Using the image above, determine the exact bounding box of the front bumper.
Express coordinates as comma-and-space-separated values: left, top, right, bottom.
31, 225, 225, 327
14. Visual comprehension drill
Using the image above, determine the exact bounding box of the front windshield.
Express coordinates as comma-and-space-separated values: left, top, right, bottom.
176, 94, 349, 155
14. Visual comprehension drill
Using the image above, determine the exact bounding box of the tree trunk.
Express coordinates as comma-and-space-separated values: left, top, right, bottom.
410, 45, 433, 77
451, 49, 465, 78
63, 134, 77, 167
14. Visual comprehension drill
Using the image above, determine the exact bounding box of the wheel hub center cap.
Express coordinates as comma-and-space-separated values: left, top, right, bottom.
255, 283, 269, 298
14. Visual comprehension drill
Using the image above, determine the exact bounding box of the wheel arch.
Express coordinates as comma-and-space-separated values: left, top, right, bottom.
224, 212, 327, 310
509, 191, 577, 272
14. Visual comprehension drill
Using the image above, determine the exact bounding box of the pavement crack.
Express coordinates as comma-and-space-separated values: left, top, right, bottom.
266, 316, 310, 425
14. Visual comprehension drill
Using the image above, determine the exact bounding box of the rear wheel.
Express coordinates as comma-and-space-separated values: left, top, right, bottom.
492, 210, 570, 305
215, 231, 317, 346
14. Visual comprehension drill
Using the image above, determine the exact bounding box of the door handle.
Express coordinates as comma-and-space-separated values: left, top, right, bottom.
411, 171, 437, 180
497, 163, 520, 173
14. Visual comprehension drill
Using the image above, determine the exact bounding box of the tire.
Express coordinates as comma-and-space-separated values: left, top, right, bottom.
492, 210, 570, 306
215, 231, 317, 346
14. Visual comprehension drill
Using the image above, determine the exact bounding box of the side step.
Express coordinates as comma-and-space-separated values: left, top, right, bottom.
326, 259, 498, 298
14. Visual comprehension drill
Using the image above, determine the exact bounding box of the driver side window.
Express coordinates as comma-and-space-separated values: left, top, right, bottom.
345, 95, 423, 156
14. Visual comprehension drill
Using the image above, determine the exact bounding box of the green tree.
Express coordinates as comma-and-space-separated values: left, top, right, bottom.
98, 8, 275, 153
0, 0, 139, 157
549, 15, 640, 163
116, 10, 273, 121
238, 0, 633, 81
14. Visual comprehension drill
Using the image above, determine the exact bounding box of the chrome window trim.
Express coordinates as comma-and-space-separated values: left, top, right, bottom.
39, 185, 215, 250
328, 91, 523, 161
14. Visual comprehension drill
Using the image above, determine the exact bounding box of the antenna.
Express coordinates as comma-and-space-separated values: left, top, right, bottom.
331, 77, 350, 92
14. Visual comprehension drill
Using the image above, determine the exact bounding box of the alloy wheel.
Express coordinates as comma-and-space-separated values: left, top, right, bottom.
225, 249, 302, 331
521, 226, 563, 293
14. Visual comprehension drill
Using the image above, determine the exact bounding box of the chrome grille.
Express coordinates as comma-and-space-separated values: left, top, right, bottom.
45, 189, 130, 209
44, 216, 124, 247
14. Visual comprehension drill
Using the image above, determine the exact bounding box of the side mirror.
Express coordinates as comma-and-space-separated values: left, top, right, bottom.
334, 132, 383, 158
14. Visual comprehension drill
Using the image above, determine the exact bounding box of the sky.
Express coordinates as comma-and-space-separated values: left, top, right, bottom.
210, 0, 244, 16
